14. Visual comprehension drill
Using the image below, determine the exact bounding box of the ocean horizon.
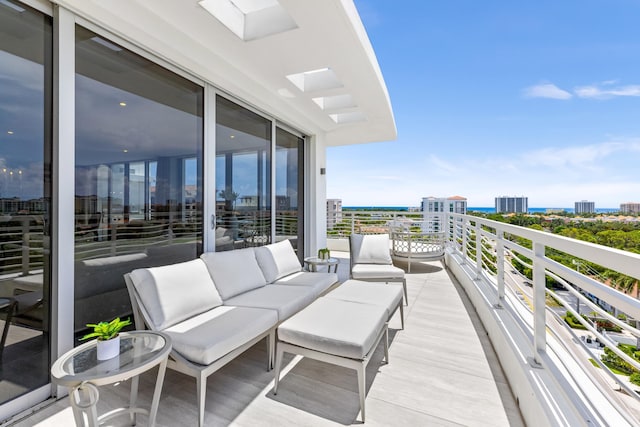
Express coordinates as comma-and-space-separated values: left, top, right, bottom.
343, 206, 619, 214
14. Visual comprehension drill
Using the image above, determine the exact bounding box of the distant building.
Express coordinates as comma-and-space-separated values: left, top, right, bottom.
620, 202, 640, 214
421, 196, 467, 233
575, 200, 595, 214
495, 196, 528, 214
327, 199, 342, 229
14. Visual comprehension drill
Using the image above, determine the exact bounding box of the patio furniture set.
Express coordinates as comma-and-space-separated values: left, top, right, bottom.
54, 234, 407, 426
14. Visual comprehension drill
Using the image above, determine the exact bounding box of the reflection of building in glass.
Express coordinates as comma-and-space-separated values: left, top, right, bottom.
0, 197, 47, 214
421, 196, 467, 233
327, 199, 342, 229
495, 196, 528, 214
620, 202, 640, 214
574, 200, 595, 214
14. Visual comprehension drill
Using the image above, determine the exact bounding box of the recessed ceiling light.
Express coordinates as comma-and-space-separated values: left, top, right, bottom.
123, 149, 128, 153
7, 131, 14, 135
119, 102, 127, 107
230, 135, 235, 139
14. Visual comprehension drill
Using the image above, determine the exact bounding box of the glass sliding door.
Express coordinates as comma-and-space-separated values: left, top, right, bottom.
275, 128, 304, 257
75, 26, 203, 338
215, 96, 271, 251
0, 0, 52, 405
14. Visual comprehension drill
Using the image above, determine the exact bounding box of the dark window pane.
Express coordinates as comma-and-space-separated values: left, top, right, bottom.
275, 128, 304, 256
0, 0, 52, 404
75, 27, 203, 336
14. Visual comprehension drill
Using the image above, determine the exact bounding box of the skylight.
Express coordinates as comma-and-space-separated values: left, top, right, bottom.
286, 68, 343, 93
313, 94, 356, 110
329, 111, 367, 124
199, 0, 297, 41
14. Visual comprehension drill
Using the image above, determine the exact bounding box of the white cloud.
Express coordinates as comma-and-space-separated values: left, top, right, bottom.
522, 83, 572, 100
574, 83, 640, 99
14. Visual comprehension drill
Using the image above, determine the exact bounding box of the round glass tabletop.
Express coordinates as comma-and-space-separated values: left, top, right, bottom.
304, 257, 338, 264
52, 331, 171, 387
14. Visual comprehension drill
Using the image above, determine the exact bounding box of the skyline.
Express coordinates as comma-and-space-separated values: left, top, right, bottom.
327, 1, 640, 208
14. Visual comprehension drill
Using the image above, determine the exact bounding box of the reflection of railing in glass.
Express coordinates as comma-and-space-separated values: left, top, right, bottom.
0, 216, 45, 277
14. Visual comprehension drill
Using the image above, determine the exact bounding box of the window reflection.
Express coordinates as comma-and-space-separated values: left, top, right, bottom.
75, 27, 203, 337
275, 128, 304, 256
215, 96, 271, 251
0, 0, 51, 405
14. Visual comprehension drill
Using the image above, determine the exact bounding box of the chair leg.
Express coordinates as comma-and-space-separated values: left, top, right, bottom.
273, 344, 285, 394
197, 373, 206, 427
356, 361, 366, 422
402, 278, 408, 306
383, 325, 389, 364
267, 331, 276, 371
399, 303, 404, 330
0, 301, 17, 360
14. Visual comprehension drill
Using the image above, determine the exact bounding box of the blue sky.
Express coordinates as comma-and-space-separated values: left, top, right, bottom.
327, 1, 640, 208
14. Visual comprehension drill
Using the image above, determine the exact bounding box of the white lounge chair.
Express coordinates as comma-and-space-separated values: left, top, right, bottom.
349, 233, 408, 305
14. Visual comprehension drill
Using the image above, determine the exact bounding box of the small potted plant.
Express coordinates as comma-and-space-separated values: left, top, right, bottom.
81, 317, 131, 360
317, 248, 330, 260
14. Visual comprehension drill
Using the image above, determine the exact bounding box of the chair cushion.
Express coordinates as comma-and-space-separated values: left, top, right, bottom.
129, 259, 223, 330
278, 298, 387, 360
351, 234, 392, 265
224, 285, 316, 322
273, 272, 338, 298
164, 306, 277, 365
201, 248, 267, 300
254, 240, 302, 283
325, 280, 402, 318
351, 264, 405, 280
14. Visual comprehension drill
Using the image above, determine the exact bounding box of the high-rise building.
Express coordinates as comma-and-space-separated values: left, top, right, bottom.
575, 200, 595, 214
421, 196, 467, 232
620, 202, 640, 214
495, 196, 528, 214
326, 199, 343, 229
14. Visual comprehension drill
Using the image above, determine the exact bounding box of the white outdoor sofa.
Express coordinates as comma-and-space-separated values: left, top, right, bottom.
124, 240, 338, 426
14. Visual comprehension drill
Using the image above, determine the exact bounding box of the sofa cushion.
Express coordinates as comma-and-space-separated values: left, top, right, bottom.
254, 240, 302, 283
164, 305, 277, 365
278, 298, 387, 360
224, 285, 316, 322
129, 259, 223, 330
350, 234, 392, 265
273, 272, 338, 298
201, 248, 267, 300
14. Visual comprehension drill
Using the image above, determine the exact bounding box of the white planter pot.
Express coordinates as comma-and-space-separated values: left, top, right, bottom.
97, 336, 121, 360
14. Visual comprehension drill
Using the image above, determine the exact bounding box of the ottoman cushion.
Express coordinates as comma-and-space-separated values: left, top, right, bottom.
278, 298, 387, 360
325, 279, 402, 317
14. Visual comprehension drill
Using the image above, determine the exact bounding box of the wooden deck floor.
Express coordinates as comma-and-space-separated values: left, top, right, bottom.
17, 257, 525, 427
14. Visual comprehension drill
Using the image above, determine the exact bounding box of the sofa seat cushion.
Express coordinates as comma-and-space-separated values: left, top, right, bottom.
164, 306, 277, 366
351, 264, 405, 280
254, 240, 302, 283
273, 272, 338, 298
224, 285, 316, 322
129, 259, 223, 330
278, 298, 387, 360
201, 248, 267, 300
350, 234, 392, 265
325, 280, 402, 318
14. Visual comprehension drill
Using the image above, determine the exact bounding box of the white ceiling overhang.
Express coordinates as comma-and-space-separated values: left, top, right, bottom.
52, 0, 397, 146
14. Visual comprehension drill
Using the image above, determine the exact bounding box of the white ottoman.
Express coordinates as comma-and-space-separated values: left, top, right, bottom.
325, 279, 404, 329
274, 298, 389, 422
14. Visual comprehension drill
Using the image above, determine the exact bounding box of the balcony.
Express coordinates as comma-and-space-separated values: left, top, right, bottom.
12, 212, 640, 426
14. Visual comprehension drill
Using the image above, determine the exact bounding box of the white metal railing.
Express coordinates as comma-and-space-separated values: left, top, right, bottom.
446, 212, 640, 424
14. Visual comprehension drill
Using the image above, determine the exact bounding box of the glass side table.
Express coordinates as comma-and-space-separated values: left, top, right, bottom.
304, 256, 339, 273
51, 331, 171, 427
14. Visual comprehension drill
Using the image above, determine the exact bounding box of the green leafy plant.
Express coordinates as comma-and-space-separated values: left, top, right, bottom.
80, 317, 131, 341
317, 248, 330, 259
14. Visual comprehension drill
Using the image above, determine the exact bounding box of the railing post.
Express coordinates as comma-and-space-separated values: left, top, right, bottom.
533, 241, 546, 365
22, 218, 30, 276
495, 229, 504, 308
461, 218, 467, 264
350, 212, 354, 235
475, 221, 482, 278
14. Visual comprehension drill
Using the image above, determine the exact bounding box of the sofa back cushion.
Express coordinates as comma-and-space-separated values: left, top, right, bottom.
200, 248, 267, 300
350, 234, 392, 265
254, 240, 302, 283
129, 259, 223, 330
